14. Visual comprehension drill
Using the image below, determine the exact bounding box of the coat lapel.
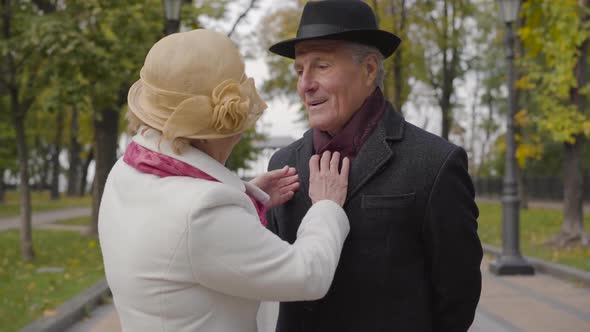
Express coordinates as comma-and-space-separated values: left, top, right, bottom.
346, 105, 405, 203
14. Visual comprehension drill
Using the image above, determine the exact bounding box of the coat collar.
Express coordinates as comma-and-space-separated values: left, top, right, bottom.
131, 127, 246, 193
346, 103, 404, 201
296, 102, 405, 206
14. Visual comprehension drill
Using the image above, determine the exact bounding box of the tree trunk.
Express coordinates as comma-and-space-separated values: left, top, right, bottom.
438, 0, 457, 141
479, 93, 495, 172
440, 97, 452, 140
13, 109, 34, 261
4, 0, 34, 261
50, 111, 64, 200
67, 105, 81, 196
90, 108, 119, 235
551, 139, 588, 246
0, 168, 5, 204
79, 148, 93, 196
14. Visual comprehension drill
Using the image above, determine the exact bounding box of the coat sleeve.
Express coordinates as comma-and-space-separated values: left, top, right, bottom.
423, 147, 483, 332
187, 186, 349, 302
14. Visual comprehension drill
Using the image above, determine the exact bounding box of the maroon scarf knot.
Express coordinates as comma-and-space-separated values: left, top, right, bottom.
313, 88, 386, 160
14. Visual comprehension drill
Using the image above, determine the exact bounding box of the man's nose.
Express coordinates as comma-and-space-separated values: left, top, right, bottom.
299, 70, 318, 93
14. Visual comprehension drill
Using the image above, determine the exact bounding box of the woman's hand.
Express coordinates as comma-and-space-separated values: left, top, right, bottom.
309, 151, 350, 207
250, 166, 300, 209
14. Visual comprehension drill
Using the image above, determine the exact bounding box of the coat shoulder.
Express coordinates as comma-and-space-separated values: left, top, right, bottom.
267, 135, 307, 171
402, 121, 462, 161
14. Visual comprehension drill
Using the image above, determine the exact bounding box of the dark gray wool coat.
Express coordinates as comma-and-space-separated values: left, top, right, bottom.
266, 102, 483, 332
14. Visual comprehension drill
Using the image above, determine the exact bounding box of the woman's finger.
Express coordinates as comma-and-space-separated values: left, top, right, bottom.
320, 151, 331, 173
329, 151, 340, 174
285, 167, 297, 176
277, 174, 299, 188
276, 190, 295, 205
340, 157, 350, 181
279, 181, 300, 195
309, 155, 320, 174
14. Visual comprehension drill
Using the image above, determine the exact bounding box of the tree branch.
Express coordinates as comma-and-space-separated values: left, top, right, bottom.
227, 0, 258, 38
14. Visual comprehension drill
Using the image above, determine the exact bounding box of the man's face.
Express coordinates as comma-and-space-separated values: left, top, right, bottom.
294, 40, 375, 135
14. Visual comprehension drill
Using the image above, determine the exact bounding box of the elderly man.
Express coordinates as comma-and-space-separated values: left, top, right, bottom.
266, 1, 482, 332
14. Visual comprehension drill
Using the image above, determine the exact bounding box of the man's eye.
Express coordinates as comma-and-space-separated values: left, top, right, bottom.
318, 64, 329, 69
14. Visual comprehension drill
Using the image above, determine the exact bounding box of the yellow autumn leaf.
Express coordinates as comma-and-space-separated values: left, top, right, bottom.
515, 76, 535, 90
88, 240, 97, 248
514, 110, 530, 126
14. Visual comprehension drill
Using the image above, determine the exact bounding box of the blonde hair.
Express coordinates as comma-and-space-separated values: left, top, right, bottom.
125, 109, 191, 155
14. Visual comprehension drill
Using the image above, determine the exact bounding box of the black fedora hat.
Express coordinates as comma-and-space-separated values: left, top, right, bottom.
269, 0, 401, 59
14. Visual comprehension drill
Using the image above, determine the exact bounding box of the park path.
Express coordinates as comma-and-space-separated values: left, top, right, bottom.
0, 207, 91, 232
66, 256, 590, 332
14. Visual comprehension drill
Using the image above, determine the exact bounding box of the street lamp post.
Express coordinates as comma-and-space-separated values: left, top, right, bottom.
163, 0, 183, 35
490, 0, 535, 276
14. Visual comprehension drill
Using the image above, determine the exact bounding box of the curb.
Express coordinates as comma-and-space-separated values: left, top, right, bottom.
482, 243, 590, 287
19, 279, 111, 332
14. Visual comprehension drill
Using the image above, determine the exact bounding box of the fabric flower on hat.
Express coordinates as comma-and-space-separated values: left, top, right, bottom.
211, 79, 250, 134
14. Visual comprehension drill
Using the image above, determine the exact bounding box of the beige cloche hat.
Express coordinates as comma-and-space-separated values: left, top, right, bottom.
127, 29, 267, 140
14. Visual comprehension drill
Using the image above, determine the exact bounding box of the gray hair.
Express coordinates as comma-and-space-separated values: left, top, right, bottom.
346, 42, 385, 91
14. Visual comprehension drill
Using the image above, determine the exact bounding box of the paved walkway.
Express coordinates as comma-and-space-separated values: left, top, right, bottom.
66, 257, 590, 332
0, 207, 91, 232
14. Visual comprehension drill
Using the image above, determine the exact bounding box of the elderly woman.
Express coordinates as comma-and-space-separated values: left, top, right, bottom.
98, 29, 350, 332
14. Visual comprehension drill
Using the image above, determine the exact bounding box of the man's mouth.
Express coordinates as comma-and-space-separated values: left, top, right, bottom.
308, 99, 327, 107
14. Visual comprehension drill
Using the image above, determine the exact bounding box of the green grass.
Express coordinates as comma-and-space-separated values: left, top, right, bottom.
57, 216, 91, 226
0, 230, 104, 332
0, 191, 91, 218
477, 202, 590, 272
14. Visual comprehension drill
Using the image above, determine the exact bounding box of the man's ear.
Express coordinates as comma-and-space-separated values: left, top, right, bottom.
363, 54, 379, 88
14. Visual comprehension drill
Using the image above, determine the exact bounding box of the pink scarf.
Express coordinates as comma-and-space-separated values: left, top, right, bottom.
123, 141, 267, 226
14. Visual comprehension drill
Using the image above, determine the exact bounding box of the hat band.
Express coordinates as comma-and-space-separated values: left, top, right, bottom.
297, 24, 349, 38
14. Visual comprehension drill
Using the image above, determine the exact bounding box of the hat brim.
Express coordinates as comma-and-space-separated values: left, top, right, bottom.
269, 29, 401, 59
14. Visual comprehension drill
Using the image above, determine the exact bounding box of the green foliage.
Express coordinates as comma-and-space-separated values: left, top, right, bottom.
0, 230, 104, 331
519, 0, 590, 144
258, 3, 301, 102
226, 128, 265, 172
477, 202, 590, 272
1, 0, 261, 185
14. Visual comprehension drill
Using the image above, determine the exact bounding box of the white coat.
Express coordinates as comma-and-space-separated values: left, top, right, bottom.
98, 129, 349, 332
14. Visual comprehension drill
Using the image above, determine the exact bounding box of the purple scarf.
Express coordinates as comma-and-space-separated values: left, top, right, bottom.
123, 141, 267, 226
313, 88, 386, 160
